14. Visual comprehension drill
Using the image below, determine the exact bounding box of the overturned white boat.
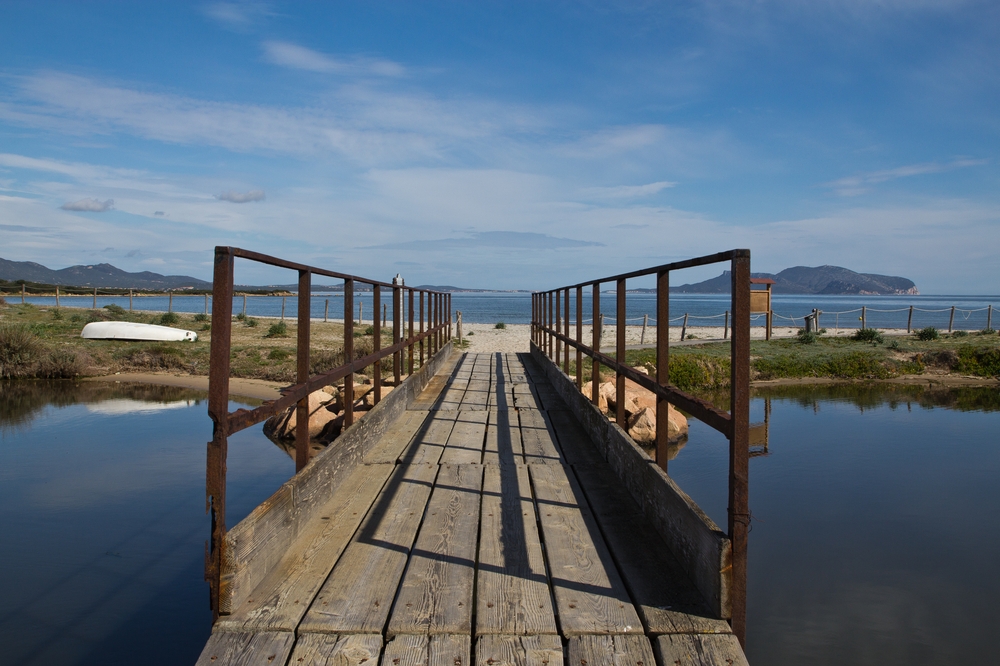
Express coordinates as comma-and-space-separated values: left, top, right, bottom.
81, 321, 199, 342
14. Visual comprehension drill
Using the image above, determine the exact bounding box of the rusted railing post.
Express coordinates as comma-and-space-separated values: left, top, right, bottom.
373, 285, 382, 405
548, 291, 555, 360
576, 286, 583, 391
419, 291, 425, 365
393, 281, 401, 384
295, 270, 312, 472
656, 269, 670, 471
616, 279, 626, 426
344, 278, 355, 428
409, 289, 415, 374
206, 246, 234, 620
591, 284, 600, 406
563, 287, 570, 376
729, 251, 751, 647
448, 294, 452, 341
555, 290, 562, 367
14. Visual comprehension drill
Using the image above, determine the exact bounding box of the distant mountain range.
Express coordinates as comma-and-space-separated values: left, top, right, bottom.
670, 265, 918, 295
0, 257, 212, 290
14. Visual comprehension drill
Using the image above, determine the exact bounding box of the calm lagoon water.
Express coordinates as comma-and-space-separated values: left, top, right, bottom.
21, 292, 1000, 330
0, 382, 293, 666
1, 381, 997, 664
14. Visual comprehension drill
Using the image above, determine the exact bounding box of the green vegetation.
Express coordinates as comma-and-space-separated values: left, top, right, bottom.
104, 303, 127, 317
193, 312, 208, 322
916, 326, 939, 341
495, 322, 506, 329
153, 312, 180, 326
265, 321, 288, 338
852, 327, 884, 344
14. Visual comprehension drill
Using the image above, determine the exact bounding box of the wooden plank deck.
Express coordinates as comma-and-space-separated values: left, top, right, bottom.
198, 352, 748, 666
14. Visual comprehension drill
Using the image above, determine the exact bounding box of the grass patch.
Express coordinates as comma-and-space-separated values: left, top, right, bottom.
265, 321, 288, 338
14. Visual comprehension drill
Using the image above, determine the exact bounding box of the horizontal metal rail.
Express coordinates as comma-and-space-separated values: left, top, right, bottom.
530, 248, 751, 646
206, 246, 452, 619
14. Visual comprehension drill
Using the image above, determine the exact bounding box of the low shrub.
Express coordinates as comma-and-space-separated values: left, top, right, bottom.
915, 326, 939, 341
796, 330, 818, 344
245, 317, 258, 328
495, 322, 506, 329
193, 312, 208, 322
265, 321, 288, 338
954, 346, 1000, 377
104, 303, 127, 317
201, 323, 211, 331
0, 324, 42, 378
154, 312, 180, 326
852, 328, 884, 344
51, 309, 63, 320
669, 354, 730, 390
825, 351, 892, 379
952, 330, 968, 338
236, 312, 246, 321
268, 348, 291, 361
980, 328, 996, 336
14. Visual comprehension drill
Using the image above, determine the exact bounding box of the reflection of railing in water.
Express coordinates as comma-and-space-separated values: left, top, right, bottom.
205, 246, 453, 619
531, 248, 752, 646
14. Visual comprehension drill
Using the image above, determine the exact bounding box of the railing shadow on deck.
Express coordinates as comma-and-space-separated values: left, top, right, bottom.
205, 246, 453, 619
530, 249, 751, 646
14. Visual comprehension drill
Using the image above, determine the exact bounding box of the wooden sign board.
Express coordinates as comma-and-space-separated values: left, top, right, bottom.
750, 290, 771, 314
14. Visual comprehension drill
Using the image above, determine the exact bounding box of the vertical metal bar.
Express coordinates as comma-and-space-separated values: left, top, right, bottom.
373, 285, 381, 405
949, 305, 955, 333
576, 286, 583, 391
419, 291, 425, 365
592, 284, 600, 406
206, 246, 234, 620
344, 279, 355, 428
564, 288, 570, 375
548, 292, 554, 360
555, 290, 562, 366
359, 300, 363, 327
295, 270, 312, 472
729, 251, 751, 647
656, 270, 670, 471
393, 285, 401, 384
616, 279, 626, 427
408, 289, 415, 374
725, 310, 729, 339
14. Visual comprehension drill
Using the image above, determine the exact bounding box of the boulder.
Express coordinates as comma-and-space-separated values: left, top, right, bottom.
263, 389, 340, 440
627, 406, 657, 443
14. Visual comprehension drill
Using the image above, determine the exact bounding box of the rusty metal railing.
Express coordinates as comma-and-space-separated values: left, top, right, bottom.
205, 246, 451, 617
530, 248, 751, 645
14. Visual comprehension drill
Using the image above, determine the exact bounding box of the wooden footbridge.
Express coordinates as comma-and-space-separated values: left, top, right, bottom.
198, 248, 751, 666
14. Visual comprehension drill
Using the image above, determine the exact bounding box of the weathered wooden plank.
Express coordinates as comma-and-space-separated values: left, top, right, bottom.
482, 409, 523, 466
216, 463, 395, 632
518, 409, 562, 465
474, 635, 563, 666
195, 631, 295, 666
383, 634, 472, 666
399, 412, 457, 464
530, 345, 730, 619
476, 464, 557, 636
512, 383, 543, 410
365, 410, 431, 463
388, 464, 483, 636
287, 633, 382, 665
410, 375, 454, 410
299, 463, 439, 634
440, 410, 488, 464
528, 464, 642, 635
460, 379, 491, 410
545, 410, 605, 466
486, 385, 516, 410
436, 379, 469, 411
654, 634, 749, 666
572, 464, 731, 635
567, 635, 656, 666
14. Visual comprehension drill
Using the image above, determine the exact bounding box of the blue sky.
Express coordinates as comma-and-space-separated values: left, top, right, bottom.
1, 1, 997, 292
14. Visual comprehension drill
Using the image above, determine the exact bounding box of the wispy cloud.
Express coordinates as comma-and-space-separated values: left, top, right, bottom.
363, 231, 603, 251
216, 189, 265, 203
262, 41, 405, 77
60, 198, 114, 212
581, 181, 676, 199
202, 2, 272, 31
826, 158, 988, 196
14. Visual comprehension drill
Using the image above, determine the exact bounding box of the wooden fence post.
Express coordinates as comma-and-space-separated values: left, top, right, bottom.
93, 287, 97, 309
324, 299, 329, 322
281, 296, 286, 321
861, 306, 866, 330
129, 289, 133, 311
724, 310, 729, 340
949, 305, 955, 333
907, 305, 913, 333
680, 312, 688, 341
457, 310, 463, 342
641, 313, 648, 344
56, 286, 59, 308
169, 292, 173, 313
988, 304, 993, 332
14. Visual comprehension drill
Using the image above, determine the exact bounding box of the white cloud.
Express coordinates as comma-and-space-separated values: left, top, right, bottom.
262, 41, 405, 77
581, 181, 677, 199
202, 2, 271, 30
826, 158, 988, 196
216, 189, 265, 203
60, 198, 114, 212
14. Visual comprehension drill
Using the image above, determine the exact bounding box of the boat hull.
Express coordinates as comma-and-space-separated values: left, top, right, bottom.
81, 322, 198, 342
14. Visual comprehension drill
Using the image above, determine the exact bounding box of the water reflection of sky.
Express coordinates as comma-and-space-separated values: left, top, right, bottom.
0, 383, 293, 666
667, 386, 1000, 665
